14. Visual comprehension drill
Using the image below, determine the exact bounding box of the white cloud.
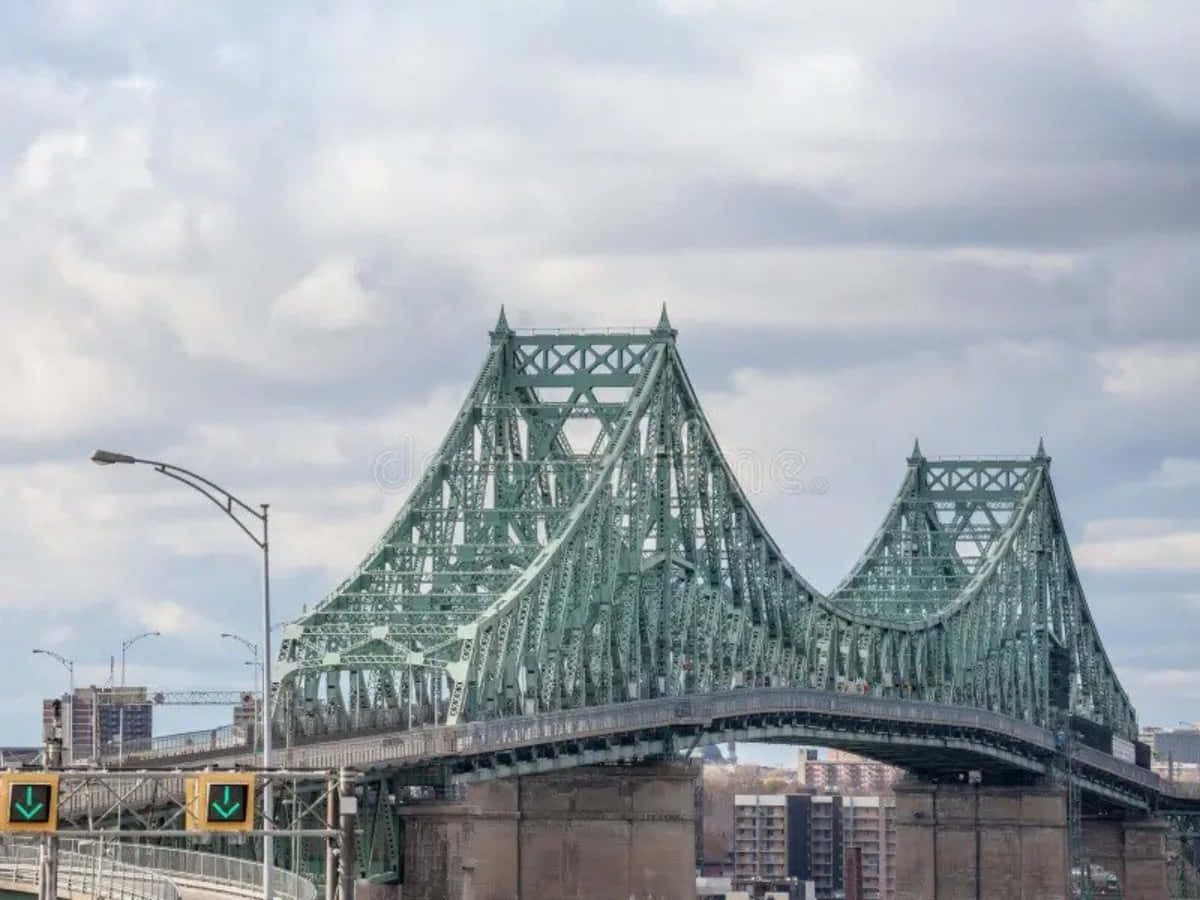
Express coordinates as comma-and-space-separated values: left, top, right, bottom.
1076, 519, 1200, 574
0, 314, 149, 439
38, 624, 74, 646
510, 247, 1106, 335
271, 257, 378, 332
1080, 517, 1188, 541
12, 130, 90, 194
1116, 667, 1200, 703
1098, 344, 1200, 399
1145, 458, 1200, 489
114, 595, 227, 641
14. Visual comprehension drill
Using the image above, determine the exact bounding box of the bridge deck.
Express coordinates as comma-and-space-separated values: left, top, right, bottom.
107, 689, 1197, 815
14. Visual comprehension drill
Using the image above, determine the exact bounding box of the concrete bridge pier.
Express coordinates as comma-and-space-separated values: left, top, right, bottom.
894, 779, 1068, 899
894, 779, 1170, 900
386, 762, 697, 900
1080, 817, 1170, 900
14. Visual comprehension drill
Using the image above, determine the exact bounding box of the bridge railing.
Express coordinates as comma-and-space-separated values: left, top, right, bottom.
59, 841, 317, 900
0, 838, 180, 900
281, 704, 413, 744
103, 686, 1186, 813
99, 724, 251, 764
264, 686, 1061, 773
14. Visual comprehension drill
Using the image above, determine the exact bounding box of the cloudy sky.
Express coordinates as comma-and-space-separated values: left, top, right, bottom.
1, 1, 1197, 751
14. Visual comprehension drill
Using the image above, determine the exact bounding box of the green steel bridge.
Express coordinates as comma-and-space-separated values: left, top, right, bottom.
90, 310, 1200, 886
275, 308, 1135, 748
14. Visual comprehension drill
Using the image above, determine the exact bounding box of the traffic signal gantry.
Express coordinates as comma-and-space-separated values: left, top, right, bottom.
1, 766, 357, 896
1, 770, 262, 834
0, 773, 59, 833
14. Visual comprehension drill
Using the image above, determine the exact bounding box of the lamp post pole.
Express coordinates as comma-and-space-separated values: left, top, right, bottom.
222, 632, 260, 696
222, 633, 265, 749
93, 450, 274, 900
32, 650, 74, 763
117, 631, 160, 765
121, 631, 160, 688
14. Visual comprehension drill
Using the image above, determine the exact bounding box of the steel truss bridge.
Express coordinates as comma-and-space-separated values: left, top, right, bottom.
277, 308, 1134, 743
92, 311, 1200, 884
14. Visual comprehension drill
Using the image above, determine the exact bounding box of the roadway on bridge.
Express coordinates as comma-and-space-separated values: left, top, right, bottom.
121, 686, 1199, 815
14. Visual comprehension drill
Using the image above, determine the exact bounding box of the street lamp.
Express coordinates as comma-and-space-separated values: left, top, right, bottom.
33, 650, 75, 762
245, 662, 265, 733
32, 649, 74, 693
92, 449, 275, 900
221, 632, 259, 662
115, 632, 160, 765
221, 633, 262, 693
121, 631, 160, 687
221, 633, 263, 747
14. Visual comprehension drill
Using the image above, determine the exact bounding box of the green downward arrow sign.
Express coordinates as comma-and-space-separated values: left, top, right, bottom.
13, 786, 45, 821
210, 785, 242, 820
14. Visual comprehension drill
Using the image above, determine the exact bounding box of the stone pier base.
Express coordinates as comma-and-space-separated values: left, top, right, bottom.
1081, 817, 1169, 900
894, 780, 1171, 900
397, 763, 697, 900
894, 780, 1068, 900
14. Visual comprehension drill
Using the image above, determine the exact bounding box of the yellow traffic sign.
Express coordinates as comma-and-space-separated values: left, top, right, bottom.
0, 773, 60, 833
185, 772, 256, 832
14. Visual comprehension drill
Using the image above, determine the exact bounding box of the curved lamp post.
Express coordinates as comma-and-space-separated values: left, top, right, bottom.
32, 648, 74, 693
221, 633, 263, 746
117, 631, 160, 765
220, 632, 259, 665
121, 631, 160, 687
92, 450, 274, 900
33, 649, 75, 762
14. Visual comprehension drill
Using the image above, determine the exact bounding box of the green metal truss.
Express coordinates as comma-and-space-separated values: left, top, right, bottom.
275, 307, 1135, 743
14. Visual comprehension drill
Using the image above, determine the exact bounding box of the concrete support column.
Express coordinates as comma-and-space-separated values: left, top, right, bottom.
1077, 816, 1172, 900
399, 780, 520, 900
894, 779, 1067, 900
398, 763, 698, 900
1079, 816, 1170, 900
1080, 818, 1124, 891
1122, 820, 1169, 900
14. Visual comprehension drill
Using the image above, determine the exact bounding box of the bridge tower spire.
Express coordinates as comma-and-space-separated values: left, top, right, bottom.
490, 305, 512, 344
652, 303, 677, 340
907, 437, 924, 465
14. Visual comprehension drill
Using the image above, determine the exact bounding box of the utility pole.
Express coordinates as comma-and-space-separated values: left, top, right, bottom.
32, 650, 74, 763
1057, 716, 1092, 900
121, 631, 160, 688
338, 768, 356, 900
93, 450, 274, 900
325, 772, 339, 900
40, 702, 62, 900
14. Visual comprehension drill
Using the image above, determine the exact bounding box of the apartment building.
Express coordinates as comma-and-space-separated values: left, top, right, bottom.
733, 795, 845, 895
798, 748, 905, 796
734, 795, 792, 884
42, 686, 153, 763
810, 795, 844, 899
842, 795, 896, 900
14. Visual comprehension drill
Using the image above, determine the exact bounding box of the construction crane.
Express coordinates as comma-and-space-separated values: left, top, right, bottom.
92, 689, 259, 706
149, 690, 260, 706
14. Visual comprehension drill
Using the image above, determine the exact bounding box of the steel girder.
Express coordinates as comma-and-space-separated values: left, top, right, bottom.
275, 308, 1136, 744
